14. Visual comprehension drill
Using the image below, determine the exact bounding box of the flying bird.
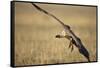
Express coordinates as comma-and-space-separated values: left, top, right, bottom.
55, 27, 90, 62
31, 3, 90, 62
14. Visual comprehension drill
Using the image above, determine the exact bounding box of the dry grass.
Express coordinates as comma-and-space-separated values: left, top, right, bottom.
14, 2, 97, 66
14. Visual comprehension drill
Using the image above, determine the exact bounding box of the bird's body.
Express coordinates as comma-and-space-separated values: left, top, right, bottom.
56, 25, 90, 61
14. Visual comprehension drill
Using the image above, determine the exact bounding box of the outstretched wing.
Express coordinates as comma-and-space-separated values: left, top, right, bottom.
77, 38, 90, 62
31, 3, 66, 27
67, 36, 90, 61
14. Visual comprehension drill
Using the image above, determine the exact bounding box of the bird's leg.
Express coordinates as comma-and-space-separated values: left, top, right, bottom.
69, 38, 73, 48
65, 35, 72, 47
66, 36, 74, 52
71, 43, 74, 52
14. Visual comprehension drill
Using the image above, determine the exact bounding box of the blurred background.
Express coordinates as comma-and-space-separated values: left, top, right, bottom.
14, 2, 97, 66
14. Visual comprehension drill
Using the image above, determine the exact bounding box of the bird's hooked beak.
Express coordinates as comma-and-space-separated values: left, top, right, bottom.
55, 35, 64, 38
55, 35, 61, 38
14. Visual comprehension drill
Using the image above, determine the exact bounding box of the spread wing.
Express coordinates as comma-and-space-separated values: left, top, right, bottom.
31, 3, 66, 27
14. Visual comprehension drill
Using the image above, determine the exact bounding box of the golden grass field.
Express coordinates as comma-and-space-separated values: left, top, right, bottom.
14, 2, 97, 66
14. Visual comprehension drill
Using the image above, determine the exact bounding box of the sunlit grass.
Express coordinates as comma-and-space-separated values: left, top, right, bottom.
15, 23, 96, 66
